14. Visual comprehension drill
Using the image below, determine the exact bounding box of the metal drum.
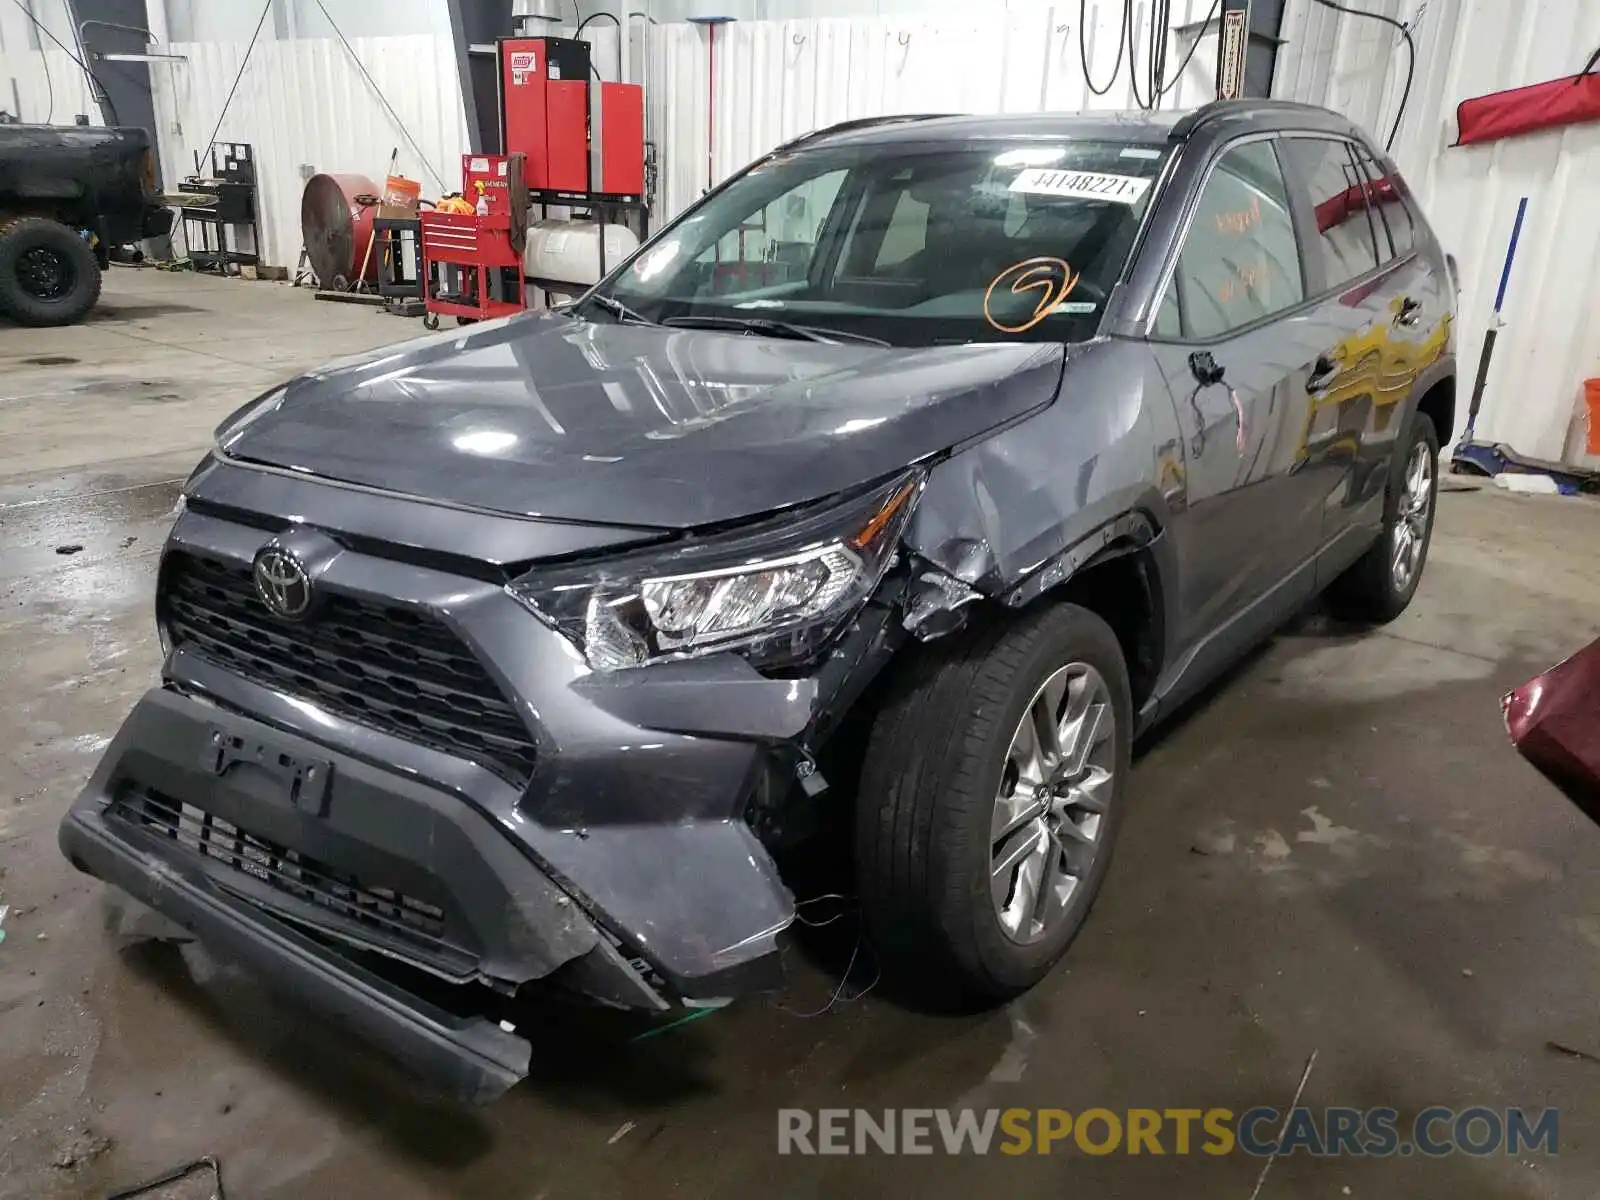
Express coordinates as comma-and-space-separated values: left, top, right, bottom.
300, 172, 380, 287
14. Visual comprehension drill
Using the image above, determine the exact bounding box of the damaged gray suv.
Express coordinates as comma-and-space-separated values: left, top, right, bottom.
61, 100, 1456, 1103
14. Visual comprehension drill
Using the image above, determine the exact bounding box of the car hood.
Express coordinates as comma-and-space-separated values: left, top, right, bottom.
219, 313, 1064, 529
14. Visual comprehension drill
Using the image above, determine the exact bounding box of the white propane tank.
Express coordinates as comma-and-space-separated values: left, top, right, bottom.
525, 220, 640, 292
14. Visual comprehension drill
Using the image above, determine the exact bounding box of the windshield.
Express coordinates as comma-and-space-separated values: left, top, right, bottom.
589, 138, 1170, 347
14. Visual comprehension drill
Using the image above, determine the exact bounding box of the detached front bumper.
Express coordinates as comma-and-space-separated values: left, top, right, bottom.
62, 788, 531, 1105
61, 468, 817, 1103
62, 686, 679, 1103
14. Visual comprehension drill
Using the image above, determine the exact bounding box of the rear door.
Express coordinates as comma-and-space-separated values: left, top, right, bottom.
1275, 135, 1427, 554
1350, 142, 1453, 485
1146, 137, 1328, 654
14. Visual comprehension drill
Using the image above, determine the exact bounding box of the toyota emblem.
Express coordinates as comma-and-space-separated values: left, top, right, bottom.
252, 546, 313, 619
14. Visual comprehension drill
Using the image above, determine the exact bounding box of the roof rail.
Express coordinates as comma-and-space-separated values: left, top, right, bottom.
1170, 97, 1334, 139
770, 113, 957, 154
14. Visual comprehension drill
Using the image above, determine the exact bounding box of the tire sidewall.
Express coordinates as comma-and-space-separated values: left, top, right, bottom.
0, 219, 99, 326
955, 606, 1133, 992
1382, 412, 1440, 609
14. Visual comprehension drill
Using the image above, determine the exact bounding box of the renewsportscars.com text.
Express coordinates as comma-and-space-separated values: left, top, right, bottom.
777, 1107, 1558, 1158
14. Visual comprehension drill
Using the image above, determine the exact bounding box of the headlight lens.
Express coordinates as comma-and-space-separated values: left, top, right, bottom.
510, 472, 922, 672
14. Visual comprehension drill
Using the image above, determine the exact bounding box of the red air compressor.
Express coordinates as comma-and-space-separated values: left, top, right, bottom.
498, 36, 645, 199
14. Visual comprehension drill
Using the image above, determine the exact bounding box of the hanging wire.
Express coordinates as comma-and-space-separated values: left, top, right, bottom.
1124, 0, 1152, 110
1312, 0, 1417, 151
1082, 0, 1199, 111
313, 0, 447, 190
199, 0, 272, 166
1079, 0, 1129, 97
576, 11, 619, 80
39, 49, 54, 122
1145, 0, 1167, 105
773, 931, 882, 1018
1157, 0, 1222, 98
769, 892, 883, 1018
793, 892, 853, 928
7, 0, 107, 123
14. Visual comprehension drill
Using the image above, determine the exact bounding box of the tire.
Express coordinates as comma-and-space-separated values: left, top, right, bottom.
0, 216, 101, 326
855, 603, 1133, 1003
1326, 411, 1439, 623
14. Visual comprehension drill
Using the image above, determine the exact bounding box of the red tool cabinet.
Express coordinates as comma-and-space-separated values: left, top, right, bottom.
420, 154, 528, 327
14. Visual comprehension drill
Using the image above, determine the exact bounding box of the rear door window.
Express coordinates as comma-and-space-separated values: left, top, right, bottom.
1168, 139, 1305, 340
1352, 144, 1416, 260
1278, 137, 1380, 291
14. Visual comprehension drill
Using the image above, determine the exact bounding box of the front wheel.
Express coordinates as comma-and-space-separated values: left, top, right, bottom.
1327, 412, 1439, 622
855, 603, 1132, 1002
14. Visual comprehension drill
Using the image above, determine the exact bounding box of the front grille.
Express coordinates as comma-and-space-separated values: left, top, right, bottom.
111, 787, 472, 970
162, 552, 537, 786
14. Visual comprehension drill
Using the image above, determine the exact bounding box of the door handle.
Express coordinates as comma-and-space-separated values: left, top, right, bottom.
1188, 350, 1226, 387
1394, 296, 1423, 328
1306, 354, 1341, 393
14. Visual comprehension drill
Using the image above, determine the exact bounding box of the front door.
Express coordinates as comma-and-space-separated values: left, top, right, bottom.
1147, 137, 1327, 656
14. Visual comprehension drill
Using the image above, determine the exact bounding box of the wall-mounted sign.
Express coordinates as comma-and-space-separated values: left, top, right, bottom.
1219, 1, 1251, 101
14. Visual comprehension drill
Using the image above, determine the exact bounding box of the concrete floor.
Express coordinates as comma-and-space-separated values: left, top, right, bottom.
4, 270, 1600, 1199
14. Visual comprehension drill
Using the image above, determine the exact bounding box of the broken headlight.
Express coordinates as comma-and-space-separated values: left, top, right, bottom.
509, 472, 922, 672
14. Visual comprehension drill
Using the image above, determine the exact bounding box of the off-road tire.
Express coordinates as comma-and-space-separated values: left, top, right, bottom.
0, 216, 101, 326
855, 603, 1133, 1003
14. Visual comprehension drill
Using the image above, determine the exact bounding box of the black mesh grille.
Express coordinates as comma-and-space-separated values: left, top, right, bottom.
162, 551, 537, 786
110, 786, 473, 970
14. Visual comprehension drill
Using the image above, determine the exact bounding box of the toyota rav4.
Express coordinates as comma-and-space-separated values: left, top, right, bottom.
61, 100, 1456, 1103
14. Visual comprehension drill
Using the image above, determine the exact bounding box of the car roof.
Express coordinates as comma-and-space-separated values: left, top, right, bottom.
788, 100, 1367, 152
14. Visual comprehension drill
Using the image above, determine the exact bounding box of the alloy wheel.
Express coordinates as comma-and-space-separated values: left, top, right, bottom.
990, 662, 1116, 944
1391, 439, 1433, 592
16, 246, 73, 301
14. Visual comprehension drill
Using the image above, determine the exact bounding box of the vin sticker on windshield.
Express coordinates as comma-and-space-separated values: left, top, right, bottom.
1008, 168, 1151, 204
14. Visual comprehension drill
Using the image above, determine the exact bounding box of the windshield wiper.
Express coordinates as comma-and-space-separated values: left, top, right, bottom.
661, 315, 888, 346
586, 294, 656, 325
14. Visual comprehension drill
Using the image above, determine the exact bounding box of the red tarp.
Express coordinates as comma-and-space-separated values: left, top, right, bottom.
1456, 54, 1600, 147
1313, 178, 1398, 234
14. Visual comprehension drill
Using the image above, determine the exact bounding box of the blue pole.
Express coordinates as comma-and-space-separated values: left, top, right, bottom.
1493, 196, 1528, 316
1462, 196, 1529, 443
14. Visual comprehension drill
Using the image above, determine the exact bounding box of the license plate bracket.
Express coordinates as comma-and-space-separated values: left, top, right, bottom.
204, 725, 332, 817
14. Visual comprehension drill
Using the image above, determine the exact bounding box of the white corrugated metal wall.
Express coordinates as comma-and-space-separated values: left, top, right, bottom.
645, 2, 1224, 224
0, 0, 101, 125
150, 34, 471, 269
1275, 0, 1600, 461
0, 47, 100, 124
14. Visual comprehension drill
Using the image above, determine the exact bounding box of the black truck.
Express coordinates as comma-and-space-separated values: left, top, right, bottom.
0, 123, 173, 325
